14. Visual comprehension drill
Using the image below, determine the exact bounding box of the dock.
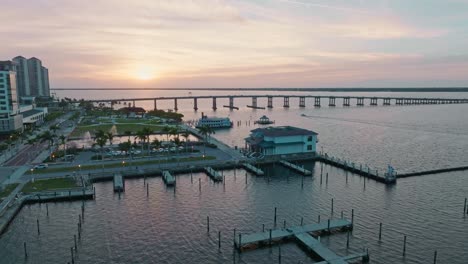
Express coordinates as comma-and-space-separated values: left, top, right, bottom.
113, 173, 124, 192
162, 170, 176, 186
204, 167, 223, 182
242, 163, 264, 176
317, 154, 396, 184
235, 219, 368, 263
279, 160, 312, 175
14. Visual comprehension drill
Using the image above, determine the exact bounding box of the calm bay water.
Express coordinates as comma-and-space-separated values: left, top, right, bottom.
1, 90, 467, 263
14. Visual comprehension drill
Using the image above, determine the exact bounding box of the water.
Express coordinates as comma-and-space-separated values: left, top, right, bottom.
1, 90, 467, 263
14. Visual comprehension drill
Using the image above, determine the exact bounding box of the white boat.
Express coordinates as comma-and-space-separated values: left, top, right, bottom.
196, 113, 232, 128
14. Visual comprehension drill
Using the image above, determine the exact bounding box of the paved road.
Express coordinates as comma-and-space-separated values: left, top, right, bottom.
4, 142, 48, 166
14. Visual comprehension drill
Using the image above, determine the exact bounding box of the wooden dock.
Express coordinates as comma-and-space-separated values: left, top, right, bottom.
162, 170, 176, 186
279, 160, 312, 175
317, 154, 396, 184
204, 167, 223, 182
242, 163, 264, 176
113, 173, 124, 192
235, 219, 368, 263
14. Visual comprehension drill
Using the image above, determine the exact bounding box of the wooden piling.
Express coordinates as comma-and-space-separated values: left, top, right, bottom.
403, 235, 407, 256
269, 229, 272, 246
233, 228, 236, 247
379, 223, 382, 241
351, 209, 354, 225
464, 198, 467, 215
331, 198, 334, 215
320, 173, 323, 185
283, 220, 286, 229
207, 216, 210, 233
245, 173, 247, 184
262, 224, 265, 232
274, 207, 277, 227
301, 175, 304, 188
239, 233, 242, 250
74, 235, 77, 251
327, 219, 330, 232
318, 215, 321, 223
218, 231, 221, 249
199, 178, 201, 192
37, 218, 40, 235
300, 217, 303, 226
433, 250, 437, 264
146, 183, 149, 197
71, 247, 74, 264
346, 231, 350, 248
46, 204, 49, 216
326, 173, 328, 184
24, 242, 27, 258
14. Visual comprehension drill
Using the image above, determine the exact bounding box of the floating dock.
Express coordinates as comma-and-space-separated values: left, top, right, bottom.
162, 170, 176, 186
235, 219, 368, 263
204, 167, 223, 182
279, 160, 312, 175
113, 173, 124, 192
242, 163, 264, 176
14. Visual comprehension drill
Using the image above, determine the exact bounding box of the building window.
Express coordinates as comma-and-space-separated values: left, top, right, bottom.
307, 136, 313, 141
307, 145, 313, 151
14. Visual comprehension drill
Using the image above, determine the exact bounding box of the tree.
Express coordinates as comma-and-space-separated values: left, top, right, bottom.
135, 130, 147, 154
94, 130, 108, 164
162, 125, 172, 142
181, 131, 190, 153
124, 130, 132, 141
106, 132, 114, 146
39, 131, 56, 148
58, 135, 67, 157
118, 140, 132, 156
49, 124, 60, 135
197, 125, 214, 157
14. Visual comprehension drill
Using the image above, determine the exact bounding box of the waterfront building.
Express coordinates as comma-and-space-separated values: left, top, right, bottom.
245, 126, 318, 155
27, 57, 45, 97
0, 61, 23, 135
12, 56, 31, 97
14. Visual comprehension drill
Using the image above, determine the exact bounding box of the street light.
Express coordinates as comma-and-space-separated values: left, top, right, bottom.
30, 168, 34, 182
122, 160, 126, 169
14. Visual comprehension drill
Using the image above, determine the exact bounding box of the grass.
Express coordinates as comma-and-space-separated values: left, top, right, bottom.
69, 123, 167, 138
0, 183, 20, 201
22, 178, 78, 193
33, 156, 216, 174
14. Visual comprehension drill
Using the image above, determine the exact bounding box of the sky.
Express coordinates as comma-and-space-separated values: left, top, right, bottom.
2, 0, 468, 88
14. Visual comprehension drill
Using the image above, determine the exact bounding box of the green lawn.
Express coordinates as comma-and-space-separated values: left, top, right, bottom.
34, 156, 216, 174
0, 183, 20, 201
22, 178, 78, 193
69, 123, 167, 138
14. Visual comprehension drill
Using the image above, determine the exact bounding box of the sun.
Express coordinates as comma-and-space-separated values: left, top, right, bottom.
134, 67, 156, 81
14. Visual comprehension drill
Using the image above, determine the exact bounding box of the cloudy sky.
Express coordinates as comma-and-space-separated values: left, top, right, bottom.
1, 0, 468, 88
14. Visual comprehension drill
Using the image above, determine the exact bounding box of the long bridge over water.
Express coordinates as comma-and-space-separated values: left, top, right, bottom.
87, 94, 468, 111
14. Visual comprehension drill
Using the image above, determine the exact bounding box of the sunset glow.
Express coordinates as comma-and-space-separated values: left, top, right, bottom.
1, 0, 468, 88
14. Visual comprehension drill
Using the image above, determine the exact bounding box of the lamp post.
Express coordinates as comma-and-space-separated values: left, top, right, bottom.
122, 160, 126, 169
30, 168, 34, 182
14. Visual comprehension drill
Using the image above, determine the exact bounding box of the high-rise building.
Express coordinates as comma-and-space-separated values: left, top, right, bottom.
27, 57, 44, 97
41, 66, 50, 97
0, 61, 23, 134
12, 56, 31, 97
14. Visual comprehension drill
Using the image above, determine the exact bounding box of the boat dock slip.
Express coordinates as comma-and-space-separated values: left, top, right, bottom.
279, 160, 312, 175
235, 219, 368, 263
113, 174, 124, 192
235, 219, 352, 249
242, 163, 264, 176
162, 170, 176, 186
295, 233, 367, 264
204, 167, 223, 182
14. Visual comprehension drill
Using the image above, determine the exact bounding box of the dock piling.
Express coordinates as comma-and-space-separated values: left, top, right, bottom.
326, 173, 328, 184
274, 207, 277, 227
379, 223, 382, 241
301, 217, 303, 226
239, 233, 242, 250
199, 178, 201, 192
233, 228, 236, 247
146, 183, 149, 197
74, 234, 77, 251
351, 209, 354, 225
283, 220, 286, 229
331, 198, 334, 215
207, 216, 210, 233
218, 231, 221, 249
37, 218, 40, 235
71, 247, 74, 264
464, 198, 467, 215
269, 229, 272, 246
327, 219, 330, 233
433, 250, 437, 264
24, 242, 27, 258
318, 215, 321, 223
46, 204, 49, 216
346, 231, 350, 248
262, 224, 265, 232
403, 235, 407, 256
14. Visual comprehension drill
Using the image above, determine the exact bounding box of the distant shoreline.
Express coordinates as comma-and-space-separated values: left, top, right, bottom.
51, 87, 468, 92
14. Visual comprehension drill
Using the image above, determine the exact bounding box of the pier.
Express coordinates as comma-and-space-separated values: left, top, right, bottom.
279, 160, 312, 175
235, 219, 368, 263
242, 163, 264, 176
85, 94, 468, 111
113, 174, 124, 192
162, 170, 176, 186
204, 167, 223, 182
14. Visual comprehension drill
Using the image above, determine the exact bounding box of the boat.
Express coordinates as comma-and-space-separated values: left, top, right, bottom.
254, 115, 275, 125
195, 113, 233, 128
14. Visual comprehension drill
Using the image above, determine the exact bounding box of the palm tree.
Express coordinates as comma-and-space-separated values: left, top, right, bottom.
135, 129, 147, 154
162, 125, 172, 142
58, 135, 67, 157
106, 132, 114, 146
181, 131, 190, 153
49, 124, 60, 135
94, 130, 108, 164
142, 127, 153, 154
39, 131, 56, 148
197, 125, 214, 158
124, 130, 132, 141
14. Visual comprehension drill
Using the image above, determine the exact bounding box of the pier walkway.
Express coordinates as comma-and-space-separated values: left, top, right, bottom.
162, 171, 176, 186
279, 160, 312, 175
235, 219, 368, 263
204, 167, 223, 182
242, 163, 264, 176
